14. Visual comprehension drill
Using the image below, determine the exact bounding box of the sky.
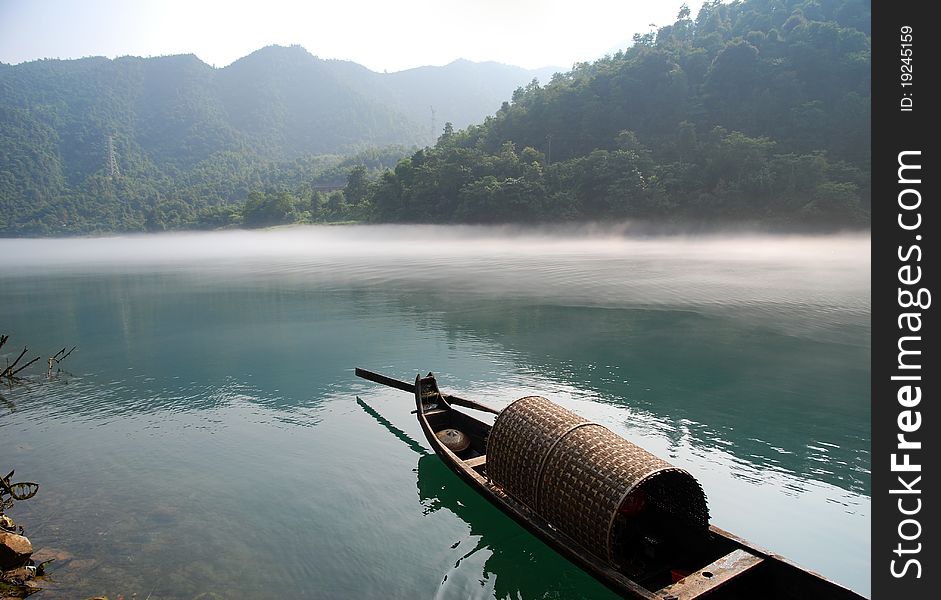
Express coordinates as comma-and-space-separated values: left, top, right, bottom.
0, 0, 702, 73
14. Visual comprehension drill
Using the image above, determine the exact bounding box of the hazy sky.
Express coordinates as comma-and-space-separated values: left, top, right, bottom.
0, 0, 702, 72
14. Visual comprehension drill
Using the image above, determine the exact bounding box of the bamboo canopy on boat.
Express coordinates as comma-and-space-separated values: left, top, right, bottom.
486, 395, 709, 564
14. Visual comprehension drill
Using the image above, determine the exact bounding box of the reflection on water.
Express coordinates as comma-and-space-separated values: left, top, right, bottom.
0, 226, 869, 598
356, 397, 429, 457
417, 455, 618, 600
357, 395, 616, 599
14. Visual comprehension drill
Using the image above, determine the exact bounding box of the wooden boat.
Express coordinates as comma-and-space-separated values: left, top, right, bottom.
355, 368, 865, 600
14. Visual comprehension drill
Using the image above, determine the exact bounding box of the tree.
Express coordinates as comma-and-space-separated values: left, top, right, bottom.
242, 191, 297, 227
345, 166, 369, 205
438, 122, 455, 146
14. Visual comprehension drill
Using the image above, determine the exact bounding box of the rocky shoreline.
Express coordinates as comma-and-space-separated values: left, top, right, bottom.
1, 514, 45, 598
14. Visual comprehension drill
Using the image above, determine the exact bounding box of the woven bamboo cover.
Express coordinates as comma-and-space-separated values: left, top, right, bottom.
487, 396, 588, 508
487, 396, 708, 563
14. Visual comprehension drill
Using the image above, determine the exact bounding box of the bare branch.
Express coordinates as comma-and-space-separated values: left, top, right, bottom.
8, 346, 28, 369
11, 355, 40, 376
57, 346, 77, 363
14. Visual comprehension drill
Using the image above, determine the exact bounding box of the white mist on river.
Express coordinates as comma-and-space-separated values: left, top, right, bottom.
4, 224, 869, 311
2, 225, 870, 598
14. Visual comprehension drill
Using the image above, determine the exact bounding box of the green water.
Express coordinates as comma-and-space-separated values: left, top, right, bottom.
1, 226, 870, 598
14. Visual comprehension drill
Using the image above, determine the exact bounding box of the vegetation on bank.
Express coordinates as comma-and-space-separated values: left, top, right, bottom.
362, 0, 870, 229
1, 45, 546, 236
0, 146, 409, 234
1, 0, 870, 235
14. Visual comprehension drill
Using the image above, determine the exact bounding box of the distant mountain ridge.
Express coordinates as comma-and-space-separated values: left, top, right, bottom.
0, 0, 871, 234
0, 45, 556, 233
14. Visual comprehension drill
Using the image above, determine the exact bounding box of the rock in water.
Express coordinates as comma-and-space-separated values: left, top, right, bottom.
0, 531, 32, 569
0, 515, 15, 531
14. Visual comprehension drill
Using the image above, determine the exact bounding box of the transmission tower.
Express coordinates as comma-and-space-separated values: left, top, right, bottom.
107, 135, 120, 179
430, 106, 436, 143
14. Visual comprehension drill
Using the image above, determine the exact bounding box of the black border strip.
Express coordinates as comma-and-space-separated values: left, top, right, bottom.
872, 2, 935, 597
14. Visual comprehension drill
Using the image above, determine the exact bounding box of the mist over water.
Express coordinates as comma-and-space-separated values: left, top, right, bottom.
3, 224, 870, 309
2, 225, 870, 598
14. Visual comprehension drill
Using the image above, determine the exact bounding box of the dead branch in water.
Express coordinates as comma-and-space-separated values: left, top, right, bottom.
55, 346, 76, 364
48, 345, 77, 377
1, 334, 75, 382
2, 344, 39, 380
10, 356, 40, 377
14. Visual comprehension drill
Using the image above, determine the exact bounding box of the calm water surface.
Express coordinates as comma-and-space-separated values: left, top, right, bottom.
1, 226, 870, 598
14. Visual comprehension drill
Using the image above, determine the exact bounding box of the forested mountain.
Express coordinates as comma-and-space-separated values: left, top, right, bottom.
366, 0, 871, 228
382, 60, 559, 136
1, 0, 870, 235
0, 46, 551, 234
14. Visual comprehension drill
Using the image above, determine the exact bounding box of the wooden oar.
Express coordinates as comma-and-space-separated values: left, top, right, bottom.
355, 367, 415, 393
355, 367, 501, 415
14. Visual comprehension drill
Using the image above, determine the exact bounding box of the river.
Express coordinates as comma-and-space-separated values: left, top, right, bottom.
1, 225, 870, 598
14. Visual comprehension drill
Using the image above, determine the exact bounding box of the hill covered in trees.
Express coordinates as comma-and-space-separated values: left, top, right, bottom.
1, 0, 870, 235
0, 46, 552, 234
362, 0, 870, 228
